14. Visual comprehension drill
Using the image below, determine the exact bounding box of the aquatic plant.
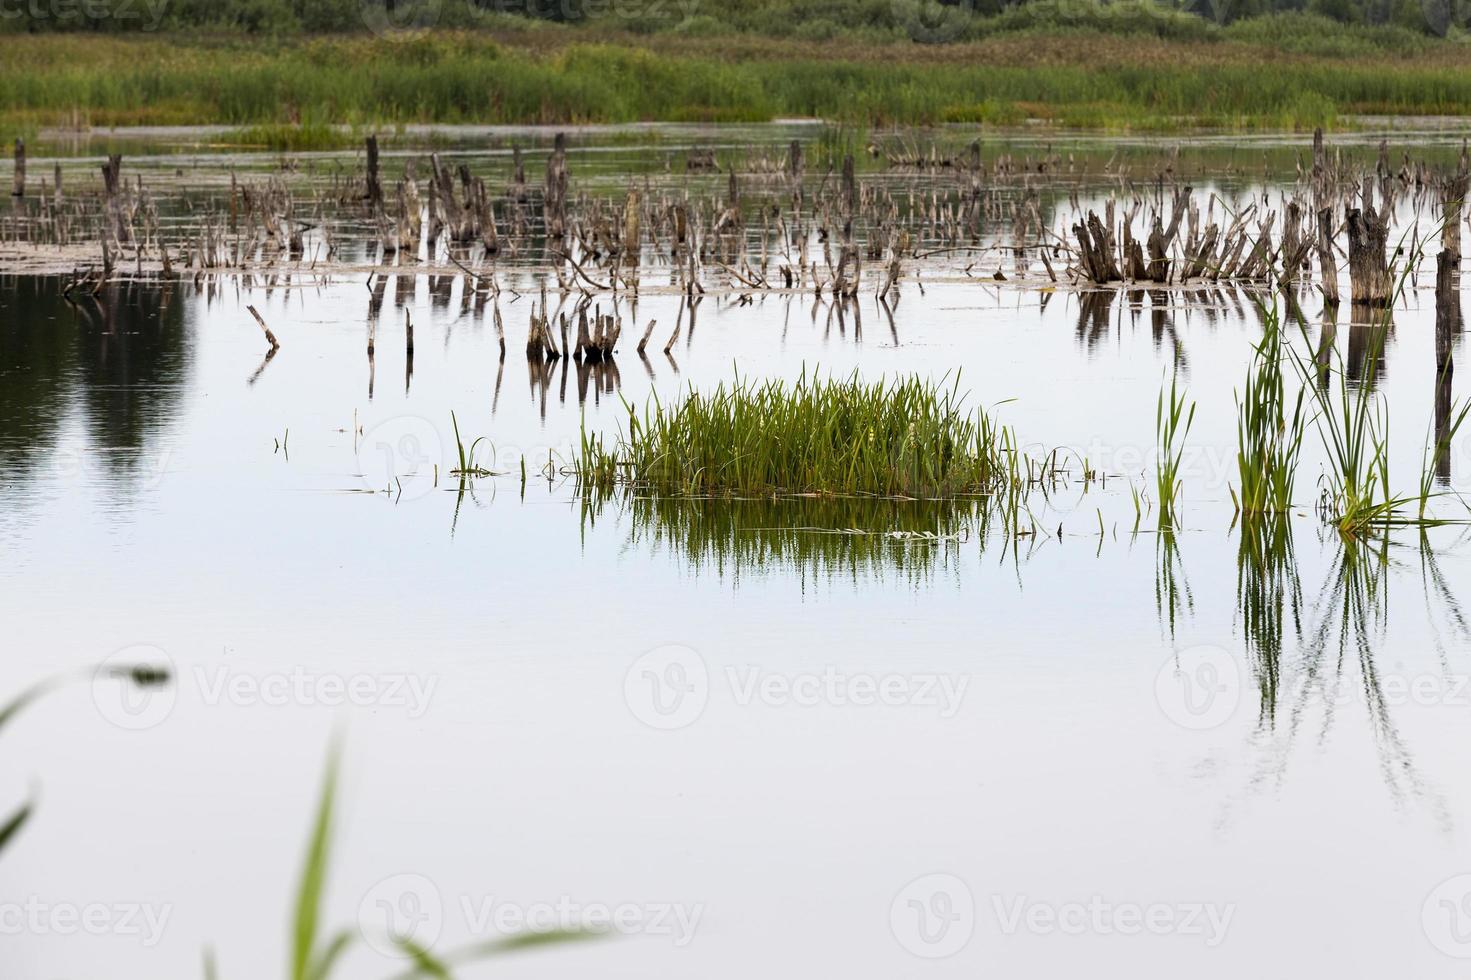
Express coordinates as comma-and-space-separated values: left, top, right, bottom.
1232, 307, 1307, 519
578, 369, 1013, 499
1290, 257, 1470, 535
1154, 371, 1195, 533
449, 411, 491, 478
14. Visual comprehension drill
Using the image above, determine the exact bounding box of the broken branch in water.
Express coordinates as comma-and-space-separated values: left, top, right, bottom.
247, 304, 281, 351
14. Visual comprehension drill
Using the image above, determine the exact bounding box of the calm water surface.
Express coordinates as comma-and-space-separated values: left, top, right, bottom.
4, 126, 1471, 978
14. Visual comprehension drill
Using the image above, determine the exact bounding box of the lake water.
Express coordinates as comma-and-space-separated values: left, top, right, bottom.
5, 124, 1471, 978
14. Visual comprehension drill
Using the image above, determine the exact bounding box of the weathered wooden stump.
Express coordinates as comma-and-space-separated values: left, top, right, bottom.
365, 135, 383, 210
1436, 248, 1460, 381
100, 154, 132, 245
544, 132, 568, 243
1345, 189, 1390, 306
1316, 207, 1339, 306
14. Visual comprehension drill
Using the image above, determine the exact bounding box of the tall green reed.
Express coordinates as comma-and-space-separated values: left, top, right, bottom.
1155, 371, 1195, 532
1233, 306, 1308, 520
1290, 250, 1470, 534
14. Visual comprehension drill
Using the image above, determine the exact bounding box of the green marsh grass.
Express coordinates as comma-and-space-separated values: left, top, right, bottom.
1155, 372, 1195, 533
579, 370, 1011, 499
449, 411, 491, 477
1289, 256, 1471, 536
9, 28, 1471, 130
1233, 309, 1307, 520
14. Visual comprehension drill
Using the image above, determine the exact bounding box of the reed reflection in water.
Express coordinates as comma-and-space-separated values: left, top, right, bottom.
585, 493, 989, 586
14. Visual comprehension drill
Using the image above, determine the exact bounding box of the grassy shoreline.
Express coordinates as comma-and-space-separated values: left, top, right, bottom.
4, 26, 1471, 133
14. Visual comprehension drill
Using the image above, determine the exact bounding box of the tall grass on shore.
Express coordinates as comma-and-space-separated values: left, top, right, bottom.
6, 29, 1471, 131
578, 370, 1011, 499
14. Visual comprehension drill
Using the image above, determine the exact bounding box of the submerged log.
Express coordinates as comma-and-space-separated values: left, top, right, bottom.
247, 305, 280, 351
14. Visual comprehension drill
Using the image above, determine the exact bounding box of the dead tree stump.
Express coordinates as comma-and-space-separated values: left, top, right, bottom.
544, 132, 568, 243
1316, 207, 1339, 306
100, 154, 132, 246
11, 138, 22, 197
1437, 248, 1460, 381
365, 135, 383, 210
1434, 248, 1461, 480
1346, 191, 1390, 306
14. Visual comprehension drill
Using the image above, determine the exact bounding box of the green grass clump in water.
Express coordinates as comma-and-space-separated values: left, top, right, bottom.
1288, 252, 1471, 536
579, 369, 1010, 498
1233, 307, 1307, 521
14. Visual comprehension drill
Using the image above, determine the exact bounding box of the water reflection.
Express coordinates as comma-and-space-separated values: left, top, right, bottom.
1232, 530, 1460, 818
1234, 517, 1302, 730
0, 276, 189, 500
585, 494, 985, 587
